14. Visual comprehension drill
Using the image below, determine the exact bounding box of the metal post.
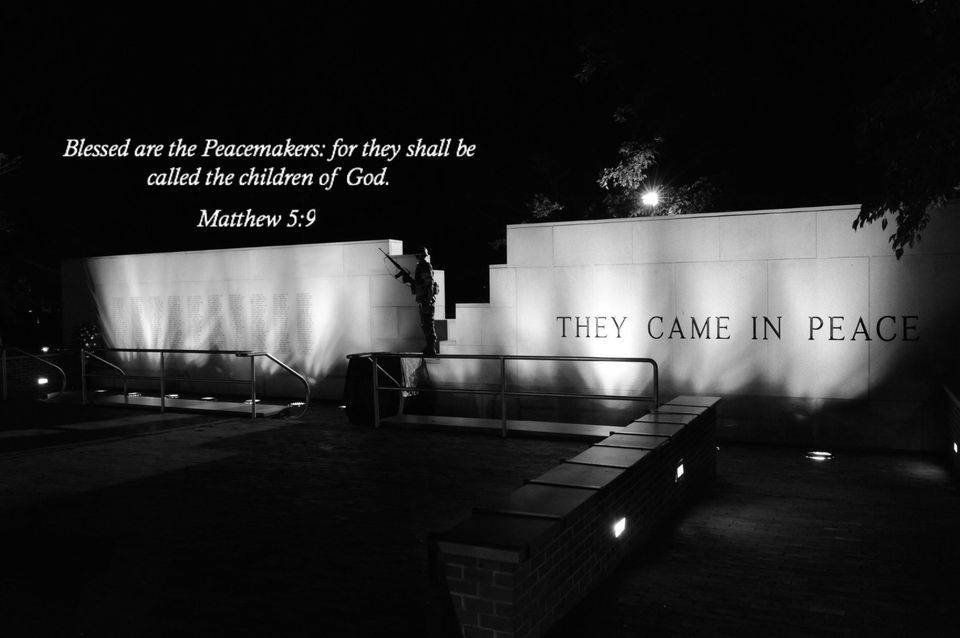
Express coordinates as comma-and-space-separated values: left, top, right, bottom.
371, 354, 380, 428
159, 351, 166, 413
500, 356, 507, 438
250, 355, 257, 420
80, 349, 87, 405
652, 362, 659, 408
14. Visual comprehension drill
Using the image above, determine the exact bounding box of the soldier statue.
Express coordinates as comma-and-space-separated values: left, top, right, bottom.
381, 245, 440, 355
406, 246, 439, 355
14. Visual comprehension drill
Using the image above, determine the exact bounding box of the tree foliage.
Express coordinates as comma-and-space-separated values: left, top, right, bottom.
596, 138, 718, 218
598, 139, 660, 192
855, 0, 960, 258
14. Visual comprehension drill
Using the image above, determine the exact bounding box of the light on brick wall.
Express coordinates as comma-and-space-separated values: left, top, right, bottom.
675, 462, 685, 482
612, 517, 626, 538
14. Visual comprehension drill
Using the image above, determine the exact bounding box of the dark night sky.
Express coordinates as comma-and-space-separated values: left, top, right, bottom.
0, 1, 939, 308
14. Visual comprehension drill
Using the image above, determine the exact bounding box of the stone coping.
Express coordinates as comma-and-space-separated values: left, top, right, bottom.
436, 396, 720, 563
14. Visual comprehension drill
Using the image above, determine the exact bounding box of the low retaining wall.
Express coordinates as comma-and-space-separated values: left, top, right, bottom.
433, 395, 719, 638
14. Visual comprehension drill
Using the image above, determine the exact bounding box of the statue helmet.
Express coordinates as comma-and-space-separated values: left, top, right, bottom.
411, 245, 429, 257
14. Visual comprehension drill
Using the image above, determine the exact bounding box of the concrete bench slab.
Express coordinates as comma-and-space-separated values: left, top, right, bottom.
597, 433, 668, 450
437, 513, 559, 562
482, 483, 596, 520
621, 421, 686, 437
668, 395, 722, 407
529, 462, 624, 490
566, 446, 650, 469
652, 404, 708, 416
636, 412, 696, 424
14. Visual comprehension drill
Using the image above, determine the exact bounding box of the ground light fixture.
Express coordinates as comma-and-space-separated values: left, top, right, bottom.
612, 517, 626, 538
127, 392, 142, 397
675, 461, 685, 482
806, 450, 834, 461
243, 398, 261, 404
164, 393, 180, 399
201, 396, 216, 401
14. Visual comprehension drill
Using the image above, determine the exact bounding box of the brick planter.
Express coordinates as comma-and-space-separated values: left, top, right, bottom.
434, 396, 719, 638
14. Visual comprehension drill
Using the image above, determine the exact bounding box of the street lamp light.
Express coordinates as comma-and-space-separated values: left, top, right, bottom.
641, 189, 659, 207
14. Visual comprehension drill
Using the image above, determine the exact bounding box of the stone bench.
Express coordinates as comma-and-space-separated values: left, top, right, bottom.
433, 395, 719, 638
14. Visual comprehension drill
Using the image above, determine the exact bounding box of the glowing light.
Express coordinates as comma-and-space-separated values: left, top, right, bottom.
40, 346, 50, 353
95, 389, 108, 393
641, 190, 659, 207
337, 405, 347, 410
201, 396, 216, 401
164, 393, 180, 399
288, 401, 306, 407
127, 392, 142, 397
37, 377, 49, 386
806, 450, 834, 461
244, 398, 261, 404
613, 517, 626, 538
954, 442, 958, 454
675, 462, 685, 482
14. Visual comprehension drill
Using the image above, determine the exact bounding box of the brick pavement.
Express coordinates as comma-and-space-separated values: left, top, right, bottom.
1, 404, 958, 637
550, 444, 960, 637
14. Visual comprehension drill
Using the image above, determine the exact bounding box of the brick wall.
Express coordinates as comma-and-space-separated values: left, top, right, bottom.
434, 396, 719, 638
948, 386, 960, 476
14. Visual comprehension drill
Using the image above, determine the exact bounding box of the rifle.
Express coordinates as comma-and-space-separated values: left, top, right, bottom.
380, 248, 414, 286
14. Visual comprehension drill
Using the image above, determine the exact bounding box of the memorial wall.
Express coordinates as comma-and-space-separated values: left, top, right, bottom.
61, 204, 959, 450
61, 240, 444, 400
442, 203, 960, 451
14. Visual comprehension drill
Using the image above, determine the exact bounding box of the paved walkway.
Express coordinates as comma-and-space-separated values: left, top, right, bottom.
1, 404, 957, 637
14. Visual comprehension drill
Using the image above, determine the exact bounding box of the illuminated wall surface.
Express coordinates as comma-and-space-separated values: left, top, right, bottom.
442, 204, 960, 450
62, 239, 444, 399
63, 205, 960, 450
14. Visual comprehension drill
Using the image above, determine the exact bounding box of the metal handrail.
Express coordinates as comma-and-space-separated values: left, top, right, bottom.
236, 351, 311, 418
1, 346, 68, 399
81, 349, 128, 402
347, 352, 659, 437
81, 347, 309, 419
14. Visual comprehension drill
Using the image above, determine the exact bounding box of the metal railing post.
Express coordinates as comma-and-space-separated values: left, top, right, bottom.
652, 361, 659, 408
250, 355, 257, 420
500, 356, 507, 438
372, 354, 381, 428
81, 349, 88, 405
159, 351, 166, 413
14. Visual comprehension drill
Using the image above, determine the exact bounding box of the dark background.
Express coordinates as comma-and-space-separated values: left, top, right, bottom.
0, 1, 947, 345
